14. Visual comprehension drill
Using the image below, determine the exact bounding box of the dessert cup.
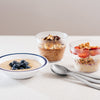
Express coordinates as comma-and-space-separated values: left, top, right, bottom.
36, 31, 68, 62
70, 40, 100, 73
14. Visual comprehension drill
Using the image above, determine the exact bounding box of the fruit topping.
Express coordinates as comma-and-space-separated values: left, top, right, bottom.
9, 60, 31, 70
78, 50, 89, 58
74, 46, 80, 54
72, 42, 100, 58
43, 34, 60, 41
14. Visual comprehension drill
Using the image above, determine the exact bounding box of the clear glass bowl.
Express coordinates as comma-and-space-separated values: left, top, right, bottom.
36, 31, 68, 62
69, 40, 100, 73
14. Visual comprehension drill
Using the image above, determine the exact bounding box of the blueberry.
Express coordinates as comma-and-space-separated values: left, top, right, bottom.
9, 61, 18, 67
20, 60, 26, 63
20, 60, 29, 65
16, 64, 20, 69
20, 63, 24, 66
12, 61, 18, 65
21, 63, 27, 67
13, 64, 18, 68
13, 64, 17, 67
10, 60, 30, 70
24, 62, 29, 65
12, 67, 16, 70
25, 66, 30, 69
12, 65, 17, 70
9, 63, 13, 67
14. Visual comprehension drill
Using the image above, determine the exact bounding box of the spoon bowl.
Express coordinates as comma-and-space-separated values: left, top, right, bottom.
51, 64, 68, 76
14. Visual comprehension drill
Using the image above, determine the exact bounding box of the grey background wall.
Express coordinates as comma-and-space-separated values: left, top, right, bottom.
0, 0, 100, 35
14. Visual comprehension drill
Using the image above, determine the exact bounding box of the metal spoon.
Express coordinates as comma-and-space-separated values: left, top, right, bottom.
52, 64, 100, 84
51, 64, 100, 90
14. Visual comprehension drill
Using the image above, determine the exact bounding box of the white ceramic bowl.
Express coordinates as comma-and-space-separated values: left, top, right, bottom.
0, 53, 48, 79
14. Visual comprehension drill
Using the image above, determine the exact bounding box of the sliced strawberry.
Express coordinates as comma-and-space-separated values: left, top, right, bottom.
78, 49, 89, 58
89, 50, 97, 56
90, 49, 100, 56
74, 46, 80, 54
84, 48, 89, 50
74, 46, 80, 50
90, 47, 100, 56
90, 47, 98, 50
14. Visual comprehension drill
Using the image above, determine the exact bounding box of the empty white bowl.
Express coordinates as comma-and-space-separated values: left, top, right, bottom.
0, 53, 48, 79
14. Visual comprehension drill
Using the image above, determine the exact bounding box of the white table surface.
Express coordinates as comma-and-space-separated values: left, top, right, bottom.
0, 35, 100, 100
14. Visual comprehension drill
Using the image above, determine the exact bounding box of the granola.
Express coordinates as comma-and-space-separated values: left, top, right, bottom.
39, 34, 66, 61
41, 35, 64, 49
77, 57, 95, 65
79, 42, 90, 49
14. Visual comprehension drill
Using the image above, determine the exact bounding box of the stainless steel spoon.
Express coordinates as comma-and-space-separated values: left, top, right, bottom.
51, 64, 100, 90
52, 64, 100, 84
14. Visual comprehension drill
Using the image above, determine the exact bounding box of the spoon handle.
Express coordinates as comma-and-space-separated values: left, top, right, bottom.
71, 72, 100, 84
68, 72, 100, 90
73, 72, 100, 80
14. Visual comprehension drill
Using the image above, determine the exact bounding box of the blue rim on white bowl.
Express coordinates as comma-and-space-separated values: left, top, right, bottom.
0, 53, 48, 72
